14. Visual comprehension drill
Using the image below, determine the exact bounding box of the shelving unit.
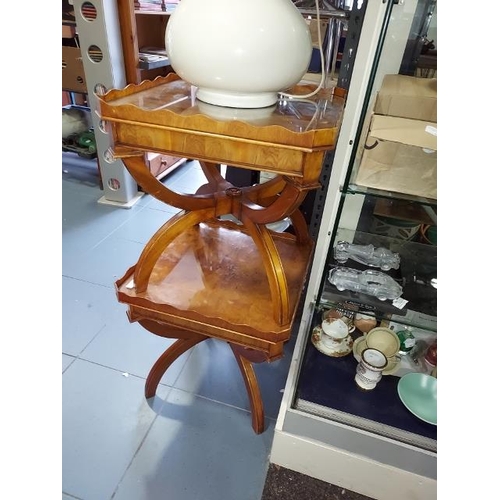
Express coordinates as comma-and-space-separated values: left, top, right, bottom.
64, 0, 144, 208
115, 0, 186, 183
117, 0, 177, 85
270, 1, 437, 499
62, 2, 88, 109
62, 3, 100, 181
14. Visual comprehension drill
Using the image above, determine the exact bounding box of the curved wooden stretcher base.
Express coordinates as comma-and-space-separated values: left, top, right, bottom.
136, 320, 269, 434
115, 219, 310, 433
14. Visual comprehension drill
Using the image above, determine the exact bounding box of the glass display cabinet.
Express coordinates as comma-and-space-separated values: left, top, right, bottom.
269, 1, 437, 499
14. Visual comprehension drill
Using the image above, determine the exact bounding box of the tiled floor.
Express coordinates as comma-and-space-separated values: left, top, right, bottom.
62, 153, 298, 500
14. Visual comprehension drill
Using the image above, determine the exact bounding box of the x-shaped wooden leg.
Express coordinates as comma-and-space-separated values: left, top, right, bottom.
138, 319, 271, 434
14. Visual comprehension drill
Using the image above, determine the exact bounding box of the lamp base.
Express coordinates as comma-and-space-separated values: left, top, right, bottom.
196, 87, 279, 109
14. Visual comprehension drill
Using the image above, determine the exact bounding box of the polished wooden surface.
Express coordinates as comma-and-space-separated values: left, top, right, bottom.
116, 221, 313, 344
116, 155, 314, 325
100, 75, 345, 433
98, 73, 345, 179
98, 75, 345, 327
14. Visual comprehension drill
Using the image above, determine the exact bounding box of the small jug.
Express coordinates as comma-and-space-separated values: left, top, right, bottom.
355, 348, 387, 390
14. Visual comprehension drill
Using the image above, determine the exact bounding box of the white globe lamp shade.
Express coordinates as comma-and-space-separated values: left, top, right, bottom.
165, 0, 313, 108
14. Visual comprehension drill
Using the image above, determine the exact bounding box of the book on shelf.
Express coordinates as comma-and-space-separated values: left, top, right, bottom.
135, 2, 162, 11
134, 0, 179, 11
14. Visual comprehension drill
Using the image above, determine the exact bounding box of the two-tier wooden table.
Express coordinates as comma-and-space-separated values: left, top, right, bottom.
96, 74, 345, 433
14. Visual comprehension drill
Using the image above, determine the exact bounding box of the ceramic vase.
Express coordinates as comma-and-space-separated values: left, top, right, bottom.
165, 0, 312, 108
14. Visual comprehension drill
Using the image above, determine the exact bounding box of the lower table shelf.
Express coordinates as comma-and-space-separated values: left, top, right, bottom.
116, 220, 314, 357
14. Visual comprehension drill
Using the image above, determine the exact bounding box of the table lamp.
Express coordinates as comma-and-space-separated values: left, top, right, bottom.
165, 0, 314, 108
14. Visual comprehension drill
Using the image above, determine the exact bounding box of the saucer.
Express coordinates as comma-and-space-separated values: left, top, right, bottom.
352, 337, 401, 376
311, 326, 352, 358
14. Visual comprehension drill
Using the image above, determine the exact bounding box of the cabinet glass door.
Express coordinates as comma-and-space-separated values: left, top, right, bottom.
292, 0, 438, 451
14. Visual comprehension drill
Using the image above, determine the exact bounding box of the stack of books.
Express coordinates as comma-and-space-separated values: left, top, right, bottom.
134, 1, 179, 11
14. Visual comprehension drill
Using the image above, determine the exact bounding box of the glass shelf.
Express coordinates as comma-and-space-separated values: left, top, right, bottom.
318, 228, 437, 332
318, 295, 437, 333
346, 183, 437, 207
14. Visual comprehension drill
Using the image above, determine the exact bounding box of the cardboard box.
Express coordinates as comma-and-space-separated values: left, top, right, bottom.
355, 114, 437, 200
307, 18, 329, 49
374, 74, 437, 122
62, 46, 87, 93
62, 24, 76, 38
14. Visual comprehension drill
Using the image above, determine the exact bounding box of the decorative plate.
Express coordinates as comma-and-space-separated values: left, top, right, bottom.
397, 373, 437, 425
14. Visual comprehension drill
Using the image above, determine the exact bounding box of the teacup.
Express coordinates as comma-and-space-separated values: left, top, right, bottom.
366, 327, 400, 368
354, 337, 401, 376
322, 311, 355, 333
320, 318, 353, 356
353, 312, 377, 334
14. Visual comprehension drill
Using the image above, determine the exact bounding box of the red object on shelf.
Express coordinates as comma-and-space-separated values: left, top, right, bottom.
424, 340, 437, 367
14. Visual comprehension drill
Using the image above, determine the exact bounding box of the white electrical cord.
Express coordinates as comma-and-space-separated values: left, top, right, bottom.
279, 0, 326, 100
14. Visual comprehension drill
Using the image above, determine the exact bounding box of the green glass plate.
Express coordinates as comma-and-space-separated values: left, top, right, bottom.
397, 373, 437, 425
